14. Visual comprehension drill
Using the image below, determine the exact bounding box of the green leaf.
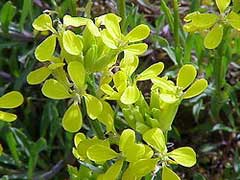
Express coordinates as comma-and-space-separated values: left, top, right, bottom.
63, 30, 83, 55
68, 61, 85, 90
113, 71, 127, 93
100, 84, 119, 99
183, 79, 208, 99
0, 91, 23, 109
125, 24, 150, 42
226, 11, 240, 30
211, 123, 233, 132
159, 93, 179, 104
168, 147, 196, 167
119, 129, 135, 152
20, 0, 32, 30
204, 24, 223, 49
184, 11, 200, 22
162, 166, 180, 180
143, 145, 154, 159
120, 53, 139, 76
63, 14, 89, 27
216, 0, 231, 13
104, 13, 122, 39
97, 101, 115, 132
84, 94, 103, 119
124, 43, 148, 55
0, 111, 17, 122
27, 67, 51, 85
62, 103, 82, 132
0, 144, 2, 155
177, 64, 197, 90
87, 144, 118, 163
95, 13, 122, 27
183, 23, 199, 32
124, 143, 145, 162
35, 35, 56, 62
137, 62, 164, 81
74, 133, 86, 147
143, 128, 166, 153
101, 29, 118, 49
86, 20, 101, 37
84, 45, 97, 71
152, 77, 176, 92
190, 13, 218, 29
0, 1, 16, 33
77, 138, 109, 160
98, 160, 123, 180
41, 79, 72, 99
32, 14, 53, 31
48, 63, 65, 70
123, 159, 157, 179
120, 85, 140, 105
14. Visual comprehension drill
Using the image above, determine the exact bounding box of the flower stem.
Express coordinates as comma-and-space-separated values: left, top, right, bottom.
211, 27, 230, 120
117, 0, 126, 33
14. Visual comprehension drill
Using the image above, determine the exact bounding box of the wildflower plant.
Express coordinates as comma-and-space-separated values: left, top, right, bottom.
183, 0, 240, 49
29, 12, 208, 179
183, 0, 240, 119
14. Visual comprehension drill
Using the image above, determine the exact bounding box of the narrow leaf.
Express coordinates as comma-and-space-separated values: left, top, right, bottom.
0, 1, 16, 33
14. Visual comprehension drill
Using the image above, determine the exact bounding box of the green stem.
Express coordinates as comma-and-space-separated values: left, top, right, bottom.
211, 27, 230, 120
161, 0, 174, 32
117, 0, 126, 33
89, 119, 105, 139
173, 0, 182, 65
164, 131, 168, 144
86, 74, 105, 139
173, 0, 180, 48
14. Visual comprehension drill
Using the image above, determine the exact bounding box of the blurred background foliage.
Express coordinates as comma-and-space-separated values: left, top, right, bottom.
0, 0, 239, 179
